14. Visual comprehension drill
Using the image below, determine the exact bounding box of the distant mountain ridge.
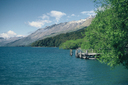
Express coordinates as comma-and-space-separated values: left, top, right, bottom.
31, 27, 87, 47
6, 15, 95, 46
0, 37, 23, 46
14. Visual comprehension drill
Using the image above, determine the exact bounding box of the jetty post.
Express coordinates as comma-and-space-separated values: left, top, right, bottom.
75, 49, 78, 58
70, 49, 73, 56
86, 50, 88, 55
79, 51, 82, 58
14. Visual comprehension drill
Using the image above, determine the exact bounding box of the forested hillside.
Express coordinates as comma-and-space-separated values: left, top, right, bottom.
31, 27, 87, 47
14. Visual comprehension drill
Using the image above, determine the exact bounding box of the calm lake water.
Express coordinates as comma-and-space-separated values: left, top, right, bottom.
0, 47, 128, 85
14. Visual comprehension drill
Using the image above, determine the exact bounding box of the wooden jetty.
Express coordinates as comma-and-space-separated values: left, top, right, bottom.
75, 49, 100, 59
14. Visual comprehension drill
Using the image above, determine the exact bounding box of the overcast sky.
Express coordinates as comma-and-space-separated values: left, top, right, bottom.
0, 0, 98, 38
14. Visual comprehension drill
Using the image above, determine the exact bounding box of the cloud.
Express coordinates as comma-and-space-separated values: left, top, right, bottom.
28, 14, 51, 28
67, 14, 76, 18
81, 10, 96, 16
48, 10, 66, 23
67, 16, 70, 18
0, 30, 24, 39
28, 20, 51, 28
39, 14, 49, 19
96, 6, 110, 11
71, 14, 75, 16
28, 10, 66, 28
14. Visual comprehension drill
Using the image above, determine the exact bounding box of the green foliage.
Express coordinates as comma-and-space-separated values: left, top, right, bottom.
59, 39, 84, 49
82, 0, 128, 68
31, 27, 86, 47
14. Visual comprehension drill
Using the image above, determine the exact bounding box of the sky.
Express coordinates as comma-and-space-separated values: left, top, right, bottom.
0, 0, 98, 38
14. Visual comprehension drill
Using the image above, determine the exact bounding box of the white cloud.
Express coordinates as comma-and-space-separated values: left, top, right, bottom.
48, 10, 66, 23
96, 6, 110, 11
28, 14, 51, 28
0, 30, 24, 39
28, 10, 66, 28
81, 10, 96, 16
67, 14, 76, 18
71, 14, 75, 16
17, 35, 25, 37
28, 20, 51, 28
67, 16, 70, 18
39, 14, 49, 19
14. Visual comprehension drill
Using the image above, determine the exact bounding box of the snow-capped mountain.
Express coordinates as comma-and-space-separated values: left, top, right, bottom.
6, 16, 95, 46
0, 37, 24, 46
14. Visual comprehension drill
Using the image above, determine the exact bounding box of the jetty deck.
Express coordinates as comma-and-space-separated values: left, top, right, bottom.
75, 49, 100, 59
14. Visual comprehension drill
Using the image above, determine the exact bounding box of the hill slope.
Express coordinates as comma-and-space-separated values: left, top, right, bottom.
31, 27, 86, 47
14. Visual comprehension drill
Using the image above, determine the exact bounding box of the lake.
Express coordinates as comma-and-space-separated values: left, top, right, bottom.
0, 47, 128, 85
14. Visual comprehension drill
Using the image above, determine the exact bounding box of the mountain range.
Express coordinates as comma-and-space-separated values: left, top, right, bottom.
0, 37, 23, 46
2, 15, 95, 47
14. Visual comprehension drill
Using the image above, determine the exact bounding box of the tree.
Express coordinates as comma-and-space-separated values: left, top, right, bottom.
81, 0, 128, 68
59, 39, 83, 49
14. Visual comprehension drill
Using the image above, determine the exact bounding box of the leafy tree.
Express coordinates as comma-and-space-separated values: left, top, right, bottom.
59, 39, 84, 49
81, 0, 128, 68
